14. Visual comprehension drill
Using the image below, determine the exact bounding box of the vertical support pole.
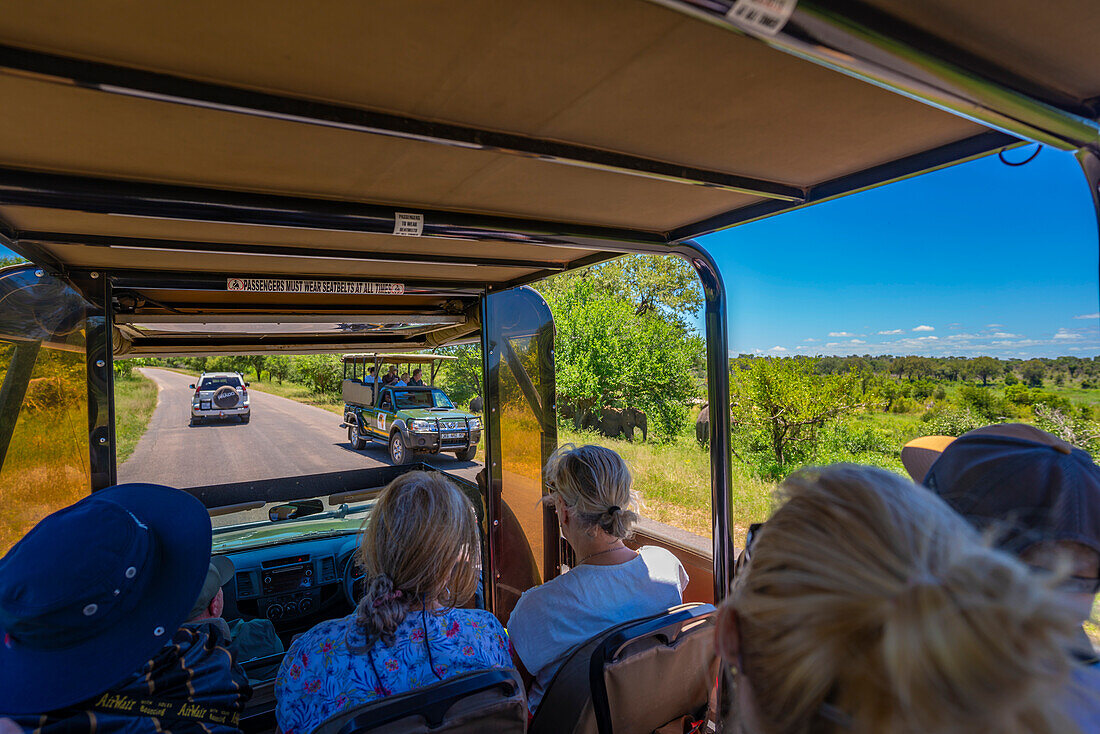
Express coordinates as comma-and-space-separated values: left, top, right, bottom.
678, 243, 734, 603
1076, 146, 1100, 305
480, 294, 503, 615
80, 272, 116, 490
0, 340, 42, 468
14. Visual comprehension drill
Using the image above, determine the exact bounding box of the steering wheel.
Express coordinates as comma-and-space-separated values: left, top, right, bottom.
342, 554, 365, 608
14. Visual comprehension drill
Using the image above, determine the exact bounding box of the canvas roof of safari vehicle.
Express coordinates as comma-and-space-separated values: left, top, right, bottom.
343, 354, 458, 365
0, 0, 1096, 355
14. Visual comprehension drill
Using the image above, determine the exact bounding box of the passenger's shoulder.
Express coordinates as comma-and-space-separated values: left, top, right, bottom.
638, 545, 683, 567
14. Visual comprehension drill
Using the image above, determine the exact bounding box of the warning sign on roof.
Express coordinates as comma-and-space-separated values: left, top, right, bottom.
726, 0, 797, 35
227, 278, 405, 295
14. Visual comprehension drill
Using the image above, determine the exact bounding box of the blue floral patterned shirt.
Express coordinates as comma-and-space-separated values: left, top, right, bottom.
274, 608, 510, 734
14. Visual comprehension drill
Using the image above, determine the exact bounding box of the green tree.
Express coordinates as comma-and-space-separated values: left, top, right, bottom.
730, 358, 862, 475
968, 356, 1001, 386
544, 276, 701, 437
1021, 359, 1046, 387
266, 355, 292, 384
433, 345, 483, 407
538, 254, 702, 330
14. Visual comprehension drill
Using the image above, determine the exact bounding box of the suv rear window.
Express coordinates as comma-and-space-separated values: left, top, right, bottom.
200, 376, 242, 390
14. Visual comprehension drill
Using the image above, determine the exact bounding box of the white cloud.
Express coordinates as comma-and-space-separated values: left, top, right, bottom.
912, 325, 935, 332
803, 338, 817, 343
850, 339, 866, 344
877, 329, 904, 335
947, 333, 980, 340
1053, 328, 1083, 340
828, 331, 855, 337
1075, 313, 1100, 320
986, 323, 1005, 328
991, 332, 1022, 338
768, 346, 788, 353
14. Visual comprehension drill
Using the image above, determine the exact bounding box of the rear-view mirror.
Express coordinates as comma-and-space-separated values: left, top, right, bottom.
269, 499, 325, 522
189, 384, 195, 389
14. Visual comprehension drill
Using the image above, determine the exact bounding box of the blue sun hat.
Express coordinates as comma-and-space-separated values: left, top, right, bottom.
0, 483, 211, 715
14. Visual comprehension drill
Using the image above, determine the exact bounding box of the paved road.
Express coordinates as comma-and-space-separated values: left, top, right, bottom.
120, 369, 481, 508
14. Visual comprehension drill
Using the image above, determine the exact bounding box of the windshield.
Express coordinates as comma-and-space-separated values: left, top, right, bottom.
394, 389, 454, 409
200, 376, 242, 390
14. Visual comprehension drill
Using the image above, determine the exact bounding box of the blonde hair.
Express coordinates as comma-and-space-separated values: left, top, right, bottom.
354, 471, 480, 647
546, 444, 639, 538
723, 464, 1081, 734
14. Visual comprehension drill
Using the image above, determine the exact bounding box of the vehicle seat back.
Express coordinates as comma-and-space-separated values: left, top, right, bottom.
311, 668, 527, 734
342, 379, 375, 407
529, 603, 717, 734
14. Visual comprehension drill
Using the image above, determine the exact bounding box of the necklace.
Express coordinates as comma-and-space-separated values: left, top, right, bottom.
578, 543, 631, 565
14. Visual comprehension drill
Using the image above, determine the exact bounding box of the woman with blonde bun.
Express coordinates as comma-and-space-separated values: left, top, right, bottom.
275, 471, 509, 734
717, 463, 1089, 734
508, 444, 688, 712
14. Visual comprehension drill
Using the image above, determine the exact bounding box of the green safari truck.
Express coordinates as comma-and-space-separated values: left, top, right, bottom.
341, 353, 482, 464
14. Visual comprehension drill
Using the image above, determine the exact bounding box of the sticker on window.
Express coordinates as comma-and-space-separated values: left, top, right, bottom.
726, 0, 797, 35
393, 212, 424, 237
226, 278, 405, 295
376, 413, 386, 431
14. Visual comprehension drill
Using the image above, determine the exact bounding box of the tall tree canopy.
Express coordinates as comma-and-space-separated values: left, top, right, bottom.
537, 258, 703, 438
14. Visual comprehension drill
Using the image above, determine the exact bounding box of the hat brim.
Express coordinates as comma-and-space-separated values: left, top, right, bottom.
901, 435, 957, 483
0, 483, 211, 715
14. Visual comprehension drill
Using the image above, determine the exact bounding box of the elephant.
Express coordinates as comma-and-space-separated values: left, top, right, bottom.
696, 403, 709, 446
573, 396, 598, 431
595, 406, 648, 442
469, 396, 483, 413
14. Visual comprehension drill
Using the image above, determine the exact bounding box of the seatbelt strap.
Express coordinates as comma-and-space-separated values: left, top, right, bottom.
91, 691, 240, 727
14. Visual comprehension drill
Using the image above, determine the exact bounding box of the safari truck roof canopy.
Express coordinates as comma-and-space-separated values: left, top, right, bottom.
0, 0, 1096, 355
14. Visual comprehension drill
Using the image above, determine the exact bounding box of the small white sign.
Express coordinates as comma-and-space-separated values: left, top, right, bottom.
226, 278, 405, 295
376, 413, 386, 431
726, 0, 797, 35
393, 212, 424, 237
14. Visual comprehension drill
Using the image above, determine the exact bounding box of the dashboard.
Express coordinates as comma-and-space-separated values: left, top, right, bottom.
218, 533, 361, 628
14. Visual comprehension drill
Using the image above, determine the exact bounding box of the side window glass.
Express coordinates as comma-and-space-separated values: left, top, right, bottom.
0, 266, 90, 554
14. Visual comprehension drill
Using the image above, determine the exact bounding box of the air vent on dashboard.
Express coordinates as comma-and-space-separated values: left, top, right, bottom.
320, 556, 337, 583
236, 572, 255, 598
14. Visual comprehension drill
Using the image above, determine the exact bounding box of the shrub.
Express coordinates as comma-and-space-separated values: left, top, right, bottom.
291, 354, 342, 397
923, 407, 990, 437
113, 360, 134, 378
958, 385, 1008, 421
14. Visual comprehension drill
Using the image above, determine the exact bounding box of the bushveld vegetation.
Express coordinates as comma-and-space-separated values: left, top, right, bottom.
117, 254, 1100, 544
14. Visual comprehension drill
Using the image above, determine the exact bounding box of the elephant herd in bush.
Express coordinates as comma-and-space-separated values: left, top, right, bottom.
557, 396, 648, 442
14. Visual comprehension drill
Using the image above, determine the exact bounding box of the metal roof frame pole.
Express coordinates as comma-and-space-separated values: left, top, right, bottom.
71, 271, 117, 490
675, 242, 734, 602
1076, 147, 1100, 305
480, 296, 503, 616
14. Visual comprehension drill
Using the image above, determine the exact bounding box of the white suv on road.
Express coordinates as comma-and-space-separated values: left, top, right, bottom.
190, 371, 251, 425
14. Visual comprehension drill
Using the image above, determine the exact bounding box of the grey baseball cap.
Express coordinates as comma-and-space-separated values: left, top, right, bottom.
188, 555, 235, 620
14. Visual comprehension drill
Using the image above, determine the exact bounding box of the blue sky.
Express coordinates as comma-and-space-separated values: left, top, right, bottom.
699, 146, 1100, 359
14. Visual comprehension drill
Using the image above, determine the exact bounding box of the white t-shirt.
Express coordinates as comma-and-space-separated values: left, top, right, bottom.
507, 545, 688, 710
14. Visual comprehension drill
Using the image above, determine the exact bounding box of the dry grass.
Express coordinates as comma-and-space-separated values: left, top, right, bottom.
0, 349, 89, 553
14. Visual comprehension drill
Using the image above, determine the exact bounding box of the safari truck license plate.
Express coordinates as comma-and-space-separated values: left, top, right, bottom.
442, 432, 463, 440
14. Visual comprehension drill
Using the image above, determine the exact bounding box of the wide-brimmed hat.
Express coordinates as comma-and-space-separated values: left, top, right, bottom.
0, 484, 211, 714
188, 555, 235, 620
902, 424, 1100, 556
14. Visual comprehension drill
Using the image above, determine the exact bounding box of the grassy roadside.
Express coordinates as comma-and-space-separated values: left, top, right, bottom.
115, 372, 158, 464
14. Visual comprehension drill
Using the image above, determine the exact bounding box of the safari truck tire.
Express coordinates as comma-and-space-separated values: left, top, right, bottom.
389, 431, 408, 465
455, 446, 477, 461
348, 421, 367, 450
